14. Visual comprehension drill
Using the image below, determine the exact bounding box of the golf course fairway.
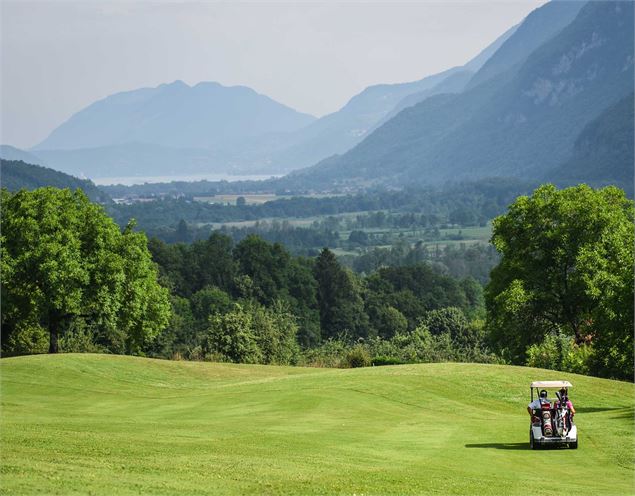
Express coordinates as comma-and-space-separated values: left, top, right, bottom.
1, 354, 633, 495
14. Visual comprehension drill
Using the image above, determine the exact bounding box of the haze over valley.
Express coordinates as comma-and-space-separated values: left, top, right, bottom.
2, 1, 632, 198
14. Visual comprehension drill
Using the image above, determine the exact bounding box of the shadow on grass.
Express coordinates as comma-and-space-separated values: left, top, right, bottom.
610, 407, 634, 420
465, 442, 528, 450
576, 406, 623, 414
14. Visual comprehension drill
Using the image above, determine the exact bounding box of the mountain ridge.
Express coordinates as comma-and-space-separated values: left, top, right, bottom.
34, 80, 316, 151
288, 1, 633, 190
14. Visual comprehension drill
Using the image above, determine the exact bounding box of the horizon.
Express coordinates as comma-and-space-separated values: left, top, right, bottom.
1, 0, 546, 149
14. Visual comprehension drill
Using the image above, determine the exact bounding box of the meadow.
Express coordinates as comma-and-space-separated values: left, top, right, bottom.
1, 354, 633, 495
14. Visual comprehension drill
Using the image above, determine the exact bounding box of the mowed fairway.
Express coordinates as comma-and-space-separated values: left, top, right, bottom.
1, 355, 633, 495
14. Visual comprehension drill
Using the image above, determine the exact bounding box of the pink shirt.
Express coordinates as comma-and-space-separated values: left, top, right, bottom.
555, 399, 574, 410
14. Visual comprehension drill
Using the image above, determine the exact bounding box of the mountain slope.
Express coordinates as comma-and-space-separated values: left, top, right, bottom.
292, 1, 634, 189
547, 92, 634, 195
260, 66, 467, 172
0, 144, 45, 165
377, 69, 475, 129
1, 354, 633, 495
466, 0, 585, 89
35, 81, 316, 151
379, 22, 519, 125
0, 159, 110, 202
263, 23, 519, 172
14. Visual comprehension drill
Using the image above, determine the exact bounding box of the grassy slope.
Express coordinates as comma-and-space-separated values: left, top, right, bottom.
1, 355, 633, 495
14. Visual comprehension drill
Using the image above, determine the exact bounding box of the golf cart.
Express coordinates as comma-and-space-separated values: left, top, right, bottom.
529, 381, 577, 450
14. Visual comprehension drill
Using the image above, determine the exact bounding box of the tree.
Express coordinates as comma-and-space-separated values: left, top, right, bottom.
205, 301, 299, 365
313, 248, 368, 340
422, 307, 479, 349
206, 304, 261, 363
348, 230, 369, 246
251, 300, 300, 365
233, 235, 290, 305
184, 233, 236, 296
175, 219, 190, 243
190, 286, 233, 326
1, 188, 171, 355
485, 184, 634, 378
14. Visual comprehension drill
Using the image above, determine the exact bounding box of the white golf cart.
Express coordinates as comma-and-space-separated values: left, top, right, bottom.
529, 380, 577, 450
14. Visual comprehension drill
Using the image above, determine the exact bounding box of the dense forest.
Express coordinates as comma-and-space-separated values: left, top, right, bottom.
1, 184, 633, 380
0, 159, 110, 203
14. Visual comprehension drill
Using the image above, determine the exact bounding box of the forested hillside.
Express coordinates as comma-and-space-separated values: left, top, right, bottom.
1, 159, 110, 203
548, 92, 634, 195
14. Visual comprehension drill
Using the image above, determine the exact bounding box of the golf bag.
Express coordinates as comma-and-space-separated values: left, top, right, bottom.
541, 403, 553, 436
555, 392, 572, 435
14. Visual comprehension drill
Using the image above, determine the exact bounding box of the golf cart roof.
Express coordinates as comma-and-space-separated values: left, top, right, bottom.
530, 381, 572, 388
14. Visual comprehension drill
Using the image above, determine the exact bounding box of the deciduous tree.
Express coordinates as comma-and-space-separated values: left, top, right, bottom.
1, 188, 171, 355
485, 184, 633, 378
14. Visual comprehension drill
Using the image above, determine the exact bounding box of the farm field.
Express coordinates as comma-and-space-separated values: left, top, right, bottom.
1, 355, 633, 495
193, 193, 343, 205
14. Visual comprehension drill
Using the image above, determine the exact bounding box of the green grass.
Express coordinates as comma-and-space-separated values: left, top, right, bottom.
1, 355, 633, 495
438, 224, 492, 241
194, 194, 280, 205
193, 193, 344, 206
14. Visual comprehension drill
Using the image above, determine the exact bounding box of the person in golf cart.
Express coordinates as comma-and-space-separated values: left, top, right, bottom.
554, 387, 575, 413
554, 387, 576, 428
527, 389, 551, 414
527, 389, 554, 436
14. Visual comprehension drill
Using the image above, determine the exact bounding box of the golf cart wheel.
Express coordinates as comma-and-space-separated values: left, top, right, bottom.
530, 431, 538, 450
570, 440, 578, 449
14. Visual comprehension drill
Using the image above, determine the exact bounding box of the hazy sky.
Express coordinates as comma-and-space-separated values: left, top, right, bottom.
1, 0, 546, 149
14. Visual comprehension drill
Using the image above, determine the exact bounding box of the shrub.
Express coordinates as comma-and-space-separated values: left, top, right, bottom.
59, 322, 104, 353
206, 304, 262, 364
3, 321, 49, 356
251, 300, 300, 365
188, 345, 205, 361
526, 333, 565, 370
346, 345, 371, 368
298, 339, 349, 368
526, 333, 593, 375
562, 343, 593, 376
372, 356, 406, 366
204, 301, 300, 365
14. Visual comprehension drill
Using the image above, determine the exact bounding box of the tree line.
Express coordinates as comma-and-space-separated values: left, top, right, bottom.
1, 183, 632, 380
145, 233, 487, 360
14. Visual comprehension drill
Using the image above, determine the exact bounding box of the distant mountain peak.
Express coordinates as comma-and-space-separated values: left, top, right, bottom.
34, 81, 316, 151
162, 79, 189, 88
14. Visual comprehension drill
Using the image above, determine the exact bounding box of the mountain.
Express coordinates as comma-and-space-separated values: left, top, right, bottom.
0, 145, 45, 165
260, 23, 519, 172
379, 22, 519, 125
32, 17, 517, 179
547, 92, 634, 195
35, 80, 316, 151
376, 69, 475, 129
466, 0, 585, 89
258, 66, 467, 172
290, 1, 633, 190
0, 159, 110, 203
